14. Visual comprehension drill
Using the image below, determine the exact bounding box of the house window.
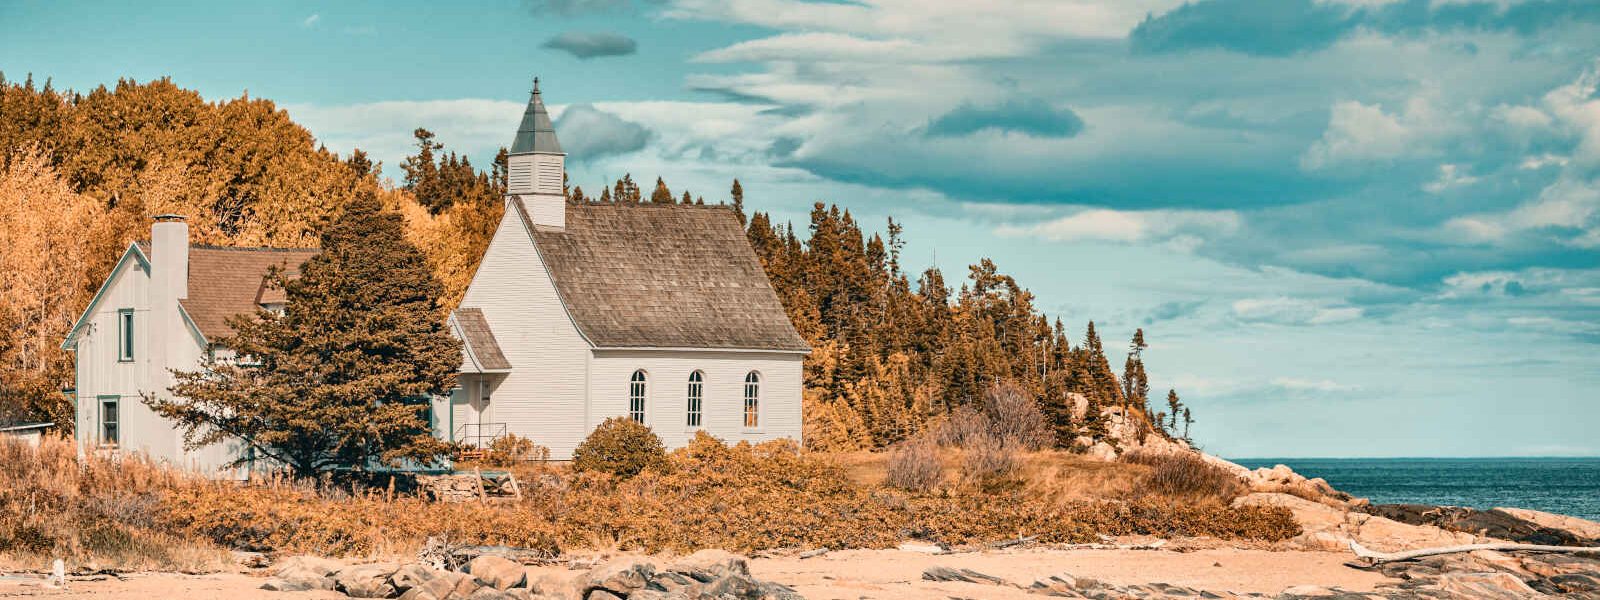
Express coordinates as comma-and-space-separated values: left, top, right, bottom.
117, 309, 134, 362
743, 371, 761, 428
686, 371, 704, 427
99, 396, 119, 446
629, 370, 647, 423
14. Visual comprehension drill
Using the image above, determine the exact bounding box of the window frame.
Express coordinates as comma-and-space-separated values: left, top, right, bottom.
628, 370, 648, 424
98, 395, 120, 447
742, 371, 761, 430
116, 308, 135, 362
686, 370, 704, 428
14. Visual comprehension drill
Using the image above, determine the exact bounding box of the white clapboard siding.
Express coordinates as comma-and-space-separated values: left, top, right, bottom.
458, 202, 593, 459
588, 350, 804, 451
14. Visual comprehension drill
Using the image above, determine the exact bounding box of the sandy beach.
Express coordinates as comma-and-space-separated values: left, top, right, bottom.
0, 545, 1391, 599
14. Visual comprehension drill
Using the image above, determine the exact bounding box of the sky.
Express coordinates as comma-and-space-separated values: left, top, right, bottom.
4, 0, 1598, 458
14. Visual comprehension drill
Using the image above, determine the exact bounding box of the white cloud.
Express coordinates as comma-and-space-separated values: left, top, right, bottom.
1301, 90, 1460, 171
1422, 163, 1479, 193
1230, 296, 1363, 325
301, 13, 320, 28
1270, 377, 1358, 393
995, 208, 1240, 250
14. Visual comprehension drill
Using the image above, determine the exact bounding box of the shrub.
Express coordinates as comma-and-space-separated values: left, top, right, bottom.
482, 434, 549, 467
571, 417, 667, 479
982, 380, 1052, 451
1121, 450, 1245, 503
885, 438, 942, 492
959, 432, 1019, 489
931, 380, 1052, 452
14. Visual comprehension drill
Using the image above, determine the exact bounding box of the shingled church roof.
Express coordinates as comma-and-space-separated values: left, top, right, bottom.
514, 199, 811, 352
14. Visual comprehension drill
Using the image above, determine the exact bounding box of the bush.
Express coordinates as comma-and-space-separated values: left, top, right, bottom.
885, 439, 942, 492
959, 432, 1019, 489
982, 381, 1052, 451
571, 417, 667, 479
1121, 450, 1245, 503
931, 380, 1052, 452
482, 434, 549, 467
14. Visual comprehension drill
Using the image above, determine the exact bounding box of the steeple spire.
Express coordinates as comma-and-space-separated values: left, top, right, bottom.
511, 76, 561, 154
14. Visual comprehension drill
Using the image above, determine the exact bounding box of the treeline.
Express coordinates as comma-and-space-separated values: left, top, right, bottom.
0, 75, 1189, 450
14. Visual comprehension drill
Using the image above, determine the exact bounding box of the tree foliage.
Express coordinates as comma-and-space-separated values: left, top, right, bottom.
571, 417, 668, 479
149, 193, 462, 477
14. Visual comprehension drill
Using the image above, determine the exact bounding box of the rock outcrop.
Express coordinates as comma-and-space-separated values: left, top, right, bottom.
1233, 492, 1478, 553
261, 552, 803, 600
1366, 504, 1598, 547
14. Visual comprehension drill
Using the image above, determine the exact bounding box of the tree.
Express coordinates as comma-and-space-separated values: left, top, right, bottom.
649, 176, 674, 204
1166, 389, 1182, 433
730, 178, 746, 226
151, 193, 462, 478
1182, 407, 1193, 442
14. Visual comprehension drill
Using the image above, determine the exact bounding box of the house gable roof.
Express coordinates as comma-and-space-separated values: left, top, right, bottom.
62, 243, 149, 349
174, 245, 319, 341
512, 199, 810, 352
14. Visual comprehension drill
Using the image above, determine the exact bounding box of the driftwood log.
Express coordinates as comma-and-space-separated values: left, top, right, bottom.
1348, 539, 1600, 565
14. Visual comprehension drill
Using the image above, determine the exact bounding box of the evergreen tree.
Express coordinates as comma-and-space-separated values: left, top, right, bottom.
649, 176, 674, 204
570, 185, 588, 204
681, 190, 693, 205
598, 185, 612, 203
151, 193, 462, 478
1166, 389, 1182, 433
730, 178, 745, 226
1182, 407, 1193, 442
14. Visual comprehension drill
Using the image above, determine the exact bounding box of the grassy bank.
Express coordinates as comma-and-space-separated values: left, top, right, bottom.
0, 436, 1298, 571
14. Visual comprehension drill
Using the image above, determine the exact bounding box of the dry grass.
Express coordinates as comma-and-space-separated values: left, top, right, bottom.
884, 439, 941, 492
1120, 450, 1246, 504
1, 434, 1296, 572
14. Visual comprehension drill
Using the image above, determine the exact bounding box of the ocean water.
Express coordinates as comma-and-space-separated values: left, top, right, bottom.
1230, 457, 1600, 521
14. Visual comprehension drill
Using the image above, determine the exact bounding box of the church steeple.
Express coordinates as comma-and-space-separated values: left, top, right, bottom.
506, 76, 567, 230
511, 77, 562, 155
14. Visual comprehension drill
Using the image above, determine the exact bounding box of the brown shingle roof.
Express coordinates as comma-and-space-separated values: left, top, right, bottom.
139, 243, 318, 341
453, 308, 511, 370
516, 200, 810, 352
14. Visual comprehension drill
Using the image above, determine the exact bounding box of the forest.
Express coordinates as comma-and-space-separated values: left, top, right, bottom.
0, 75, 1188, 450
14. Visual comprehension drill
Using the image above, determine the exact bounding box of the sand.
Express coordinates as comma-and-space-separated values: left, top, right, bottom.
0, 546, 1391, 599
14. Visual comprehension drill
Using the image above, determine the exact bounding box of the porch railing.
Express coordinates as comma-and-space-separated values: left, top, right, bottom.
454, 422, 507, 450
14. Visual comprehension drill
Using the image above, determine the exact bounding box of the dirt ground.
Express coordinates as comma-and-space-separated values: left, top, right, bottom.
0, 546, 1391, 599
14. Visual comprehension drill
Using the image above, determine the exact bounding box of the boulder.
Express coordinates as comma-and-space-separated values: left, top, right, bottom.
259, 576, 334, 592
274, 555, 343, 579
1434, 572, 1541, 599
1367, 504, 1587, 546
335, 563, 400, 599
583, 557, 656, 597
389, 563, 439, 593
467, 554, 527, 590
1495, 506, 1600, 541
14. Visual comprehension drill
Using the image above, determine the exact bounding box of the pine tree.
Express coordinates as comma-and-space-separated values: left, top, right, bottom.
569, 185, 588, 204
598, 186, 612, 203
730, 178, 746, 226
1166, 389, 1182, 433
649, 176, 674, 204
680, 190, 693, 205
152, 192, 462, 478
1182, 407, 1193, 442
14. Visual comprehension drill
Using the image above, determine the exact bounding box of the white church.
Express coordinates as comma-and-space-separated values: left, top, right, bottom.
62, 80, 808, 472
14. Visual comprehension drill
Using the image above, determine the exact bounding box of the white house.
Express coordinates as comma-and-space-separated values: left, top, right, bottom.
61, 221, 317, 475
62, 79, 808, 471
439, 80, 809, 458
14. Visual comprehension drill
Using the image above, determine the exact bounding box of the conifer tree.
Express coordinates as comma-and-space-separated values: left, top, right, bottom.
1182, 407, 1193, 442
730, 179, 745, 226
151, 193, 462, 478
680, 190, 693, 204
598, 186, 612, 203
569, 185, 587, 204
1166, 389, 1182, 433
649, 176, 674, 204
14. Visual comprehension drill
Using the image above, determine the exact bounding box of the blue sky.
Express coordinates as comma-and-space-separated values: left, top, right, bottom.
5, 0, 1598, 457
